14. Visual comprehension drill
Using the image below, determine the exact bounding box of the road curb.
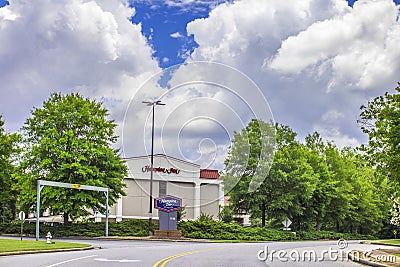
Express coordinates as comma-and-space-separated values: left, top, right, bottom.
0, 245, 95, 256
347, 249, 400, 267
56, 235, 245, 243
348, 252, 389, 267
370, 242, 400, 248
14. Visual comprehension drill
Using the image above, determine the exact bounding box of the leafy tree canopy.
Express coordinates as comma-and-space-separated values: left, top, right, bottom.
0, 116, 20, 221
359, 84, 400, 187
222, 119, 276, 226
18, 93, 127, 223
224, 120, 389, 234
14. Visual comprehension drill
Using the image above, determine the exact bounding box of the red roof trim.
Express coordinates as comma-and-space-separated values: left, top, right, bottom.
200, 169, 220, 179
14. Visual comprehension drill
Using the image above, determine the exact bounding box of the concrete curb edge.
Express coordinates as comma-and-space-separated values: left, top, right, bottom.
0, 245, 95, 256
348, 251, 390, 267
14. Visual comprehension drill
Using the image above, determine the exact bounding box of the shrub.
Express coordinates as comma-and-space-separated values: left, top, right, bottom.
0, 219, 376, 241
0, 219, 152, 237
178, 220, 376, 241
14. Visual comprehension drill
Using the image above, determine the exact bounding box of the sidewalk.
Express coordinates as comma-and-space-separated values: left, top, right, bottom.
348, 241, 400, 267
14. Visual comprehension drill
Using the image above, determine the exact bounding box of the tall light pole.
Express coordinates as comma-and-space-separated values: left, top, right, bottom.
142, 100, 165, 235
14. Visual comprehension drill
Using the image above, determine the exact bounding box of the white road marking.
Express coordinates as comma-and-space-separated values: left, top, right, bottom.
94, 258, 141, 263
46, 255, 98, 267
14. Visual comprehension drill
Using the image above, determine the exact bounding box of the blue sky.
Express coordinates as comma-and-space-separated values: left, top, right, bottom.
130, 1, 205, 68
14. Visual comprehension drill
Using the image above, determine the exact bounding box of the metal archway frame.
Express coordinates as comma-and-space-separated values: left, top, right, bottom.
36, 180, 109, 241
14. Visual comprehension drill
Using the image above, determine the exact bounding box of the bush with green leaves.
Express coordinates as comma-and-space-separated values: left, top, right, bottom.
1, 219, 376, 241
178, 219, 376, 241
0, 220, 154, 237
218, 206, 234, 223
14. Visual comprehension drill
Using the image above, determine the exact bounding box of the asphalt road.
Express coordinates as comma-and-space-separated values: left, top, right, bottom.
0, 237, 397, 267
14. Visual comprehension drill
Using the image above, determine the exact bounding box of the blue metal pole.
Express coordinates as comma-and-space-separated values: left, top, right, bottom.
36, 181, 41, 241
105, 190, 109, 237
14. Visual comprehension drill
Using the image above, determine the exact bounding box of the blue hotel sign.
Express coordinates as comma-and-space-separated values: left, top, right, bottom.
154, 195, 182, 213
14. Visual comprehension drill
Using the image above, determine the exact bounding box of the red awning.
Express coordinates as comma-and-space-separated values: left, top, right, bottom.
200, 169, 220, 179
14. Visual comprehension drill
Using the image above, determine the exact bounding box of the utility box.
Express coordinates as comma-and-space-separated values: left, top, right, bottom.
159, 210, 177, 230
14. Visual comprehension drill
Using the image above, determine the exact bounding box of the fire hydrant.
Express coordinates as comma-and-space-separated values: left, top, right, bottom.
46, 232, 52, 244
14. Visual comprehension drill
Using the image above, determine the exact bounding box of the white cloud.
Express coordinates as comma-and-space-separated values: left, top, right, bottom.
313, 125, 360, 147
3, 0, 400, 170
322, 110, 344, 122
186, 0, 400, 148
0, 5, 17, 21
269, 0, 400, 90
188, 0, 349, 67
121, 62, 274, 169
170, 31, 183, 38
0, 0, 160, 132
164, 0, 232, 11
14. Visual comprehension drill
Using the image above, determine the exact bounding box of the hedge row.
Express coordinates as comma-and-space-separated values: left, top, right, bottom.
0, 219, 376, 241
0, 220, 152, 237
178, 220, 376, 241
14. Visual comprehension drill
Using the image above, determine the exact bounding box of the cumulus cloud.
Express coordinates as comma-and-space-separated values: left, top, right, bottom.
122, 62, 274, 169
170, 31, 183, 38
0, 0, 160, 132
164, 0, 232, 11
186, 0, 400, 147
269, 0, 400, 90
322, 110, 344, 122
2, 0, 400, 170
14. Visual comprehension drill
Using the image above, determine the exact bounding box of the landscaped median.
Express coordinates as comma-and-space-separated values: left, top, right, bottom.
0, 238, 92, 255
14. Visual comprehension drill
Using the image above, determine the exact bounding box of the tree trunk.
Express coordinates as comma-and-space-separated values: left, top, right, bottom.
297, 216, 301, 231
63, 212, 69, 225
316, 211, 321, 231
336, 220, 340, 232
261, 201, 266, 227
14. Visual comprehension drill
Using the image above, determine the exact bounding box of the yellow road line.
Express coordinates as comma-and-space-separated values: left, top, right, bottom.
153, 248, 223, 267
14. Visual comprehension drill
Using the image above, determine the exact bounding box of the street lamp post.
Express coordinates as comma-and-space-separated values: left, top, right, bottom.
142, 100, 165, 235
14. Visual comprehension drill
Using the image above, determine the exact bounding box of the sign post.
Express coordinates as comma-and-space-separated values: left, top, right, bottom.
154, 195, 182, 237
36, 180, 109, 241
18, 211, 25, 240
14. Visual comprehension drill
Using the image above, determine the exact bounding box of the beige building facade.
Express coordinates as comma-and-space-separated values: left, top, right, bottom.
99, 154, 223, 222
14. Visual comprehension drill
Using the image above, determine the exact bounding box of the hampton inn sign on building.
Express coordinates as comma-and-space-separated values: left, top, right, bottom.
100, 154, 223, 221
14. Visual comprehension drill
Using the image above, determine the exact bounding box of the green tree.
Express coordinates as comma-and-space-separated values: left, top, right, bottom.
0, 116, 20, 222
303, 132, 337, 231
263, 125, 318, 230
336, 148, 388, 234
359, 84, 400, 231
222, 119, 276, 227
359, 84, 400, 186
224, 122, 320, 229
18, 93, 127, 224
317, 144, 388, 235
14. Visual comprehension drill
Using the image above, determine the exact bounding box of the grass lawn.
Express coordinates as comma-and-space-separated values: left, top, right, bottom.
0, 238, 90, 253
373, 239, 400, 245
